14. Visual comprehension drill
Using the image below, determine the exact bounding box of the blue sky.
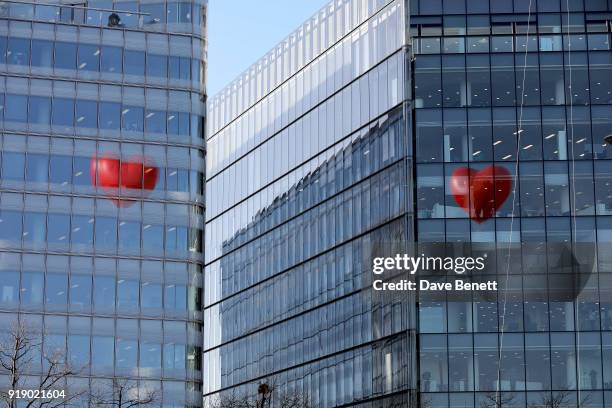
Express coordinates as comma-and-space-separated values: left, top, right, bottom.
207, 0, 330, 96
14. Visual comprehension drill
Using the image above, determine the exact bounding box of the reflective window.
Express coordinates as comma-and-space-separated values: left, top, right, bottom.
100, 102, 121, 129
121, 106, 144, 132
166, 225, 188, 253
78, 44, 100, 71
167, 112, 190, 136
5, 94, 28, 123
25, 153, 49, 183
590, 52, 612, 103
23, 212, 46, 246
167, 168, 189, 192
491, 54, 515, 106
54, 41, 77, 70
101, 46, 122, 74
0, 210, 22, 242
92, 334, 114, 373
71, 215, 94, 246
0, 270, 19, 307
420, 334, 448, 392
73, 157, 92, 186
1, 152, 24, 181
0, 36, 7, 64
118, 221, 141, 252
147, 54, 168, 78
68, 333, 90, 368
417, 109, 443, 162
29, 96, 52, 125
169, 56, 191, 80
21, 271, 43, 305
141, 3, 166, 24
47, 214, 70, 245
52, 98, 75, 128
95, 217, 117, 251
7, 38, 30, 65
93, 275, 115, 312
117, 278, 139, 310
45, 272, 68, 306
31, 39, 53, 67
69, 274, 91, 309
145, 110, 166, 133
124, 50, 145, 76
76, 100, 98, 128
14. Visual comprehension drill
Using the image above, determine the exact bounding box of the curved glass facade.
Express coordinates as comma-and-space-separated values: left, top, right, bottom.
0, 1, 206, 407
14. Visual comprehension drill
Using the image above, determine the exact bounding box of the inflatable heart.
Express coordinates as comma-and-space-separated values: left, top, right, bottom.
90, 155, 158, 207
450, 166, 512, 223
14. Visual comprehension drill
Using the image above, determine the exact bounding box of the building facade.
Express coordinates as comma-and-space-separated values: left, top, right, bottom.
206, 0, 612, 407
412, 0, 612, 406
0, 1, 206, 406
205, 0, 415, 406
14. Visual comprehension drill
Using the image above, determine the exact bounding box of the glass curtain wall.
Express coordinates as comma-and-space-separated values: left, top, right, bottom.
412, 0, 612, 406
204, 0, 415, 406
0, 1, 206, 407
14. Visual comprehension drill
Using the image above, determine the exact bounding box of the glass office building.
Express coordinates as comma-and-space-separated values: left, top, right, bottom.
0, 1, 206, 407
205, 0, 414, 406
206, 0, 612, 407
412, 0, 612, 406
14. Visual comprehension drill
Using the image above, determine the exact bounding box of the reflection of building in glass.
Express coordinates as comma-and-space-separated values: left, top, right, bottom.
0, 1, 206, 406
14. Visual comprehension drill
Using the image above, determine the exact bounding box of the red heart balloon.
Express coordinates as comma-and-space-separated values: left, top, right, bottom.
450, 165, 512, 223
90, 155, 159, 207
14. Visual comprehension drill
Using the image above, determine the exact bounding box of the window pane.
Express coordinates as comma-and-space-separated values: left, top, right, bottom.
54, 41, 77, 70
124, 50, 145, 76
95, 217, 117, 251
76, 100, 98, 128
141, 3, 165, 24
0, 210, 22, 243
420, 334, 448, 392
25, 153, 49, 183
0, 270, 19, 308
118, 221, 141, 252
93, 276, 115, 311
5, 94, 28, 123
71, 215, 94, 246
0, 36, 6, 64
2, 152, 25, 181
23, 212, 46, 246
45, 272, 68, 306
52, 98, 75, 127
31, 39, 53, 67
73, 157, 92, 186
117, 279, 139, 309
68, 334, 90, 368
145, 110, 166, 133
417, 109, 443, 162
143, 223, 164, 254
92, 335, 114, 373
78, 44, 100, 71
21, 271, 43, 306
101, 46, 122, 74
121, 106, 144, 132
100, 102, 120, 129
48, 213, 70, 245
29, 96, 52, 125
7, 38, 30, 65
147, 54, 167, 78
